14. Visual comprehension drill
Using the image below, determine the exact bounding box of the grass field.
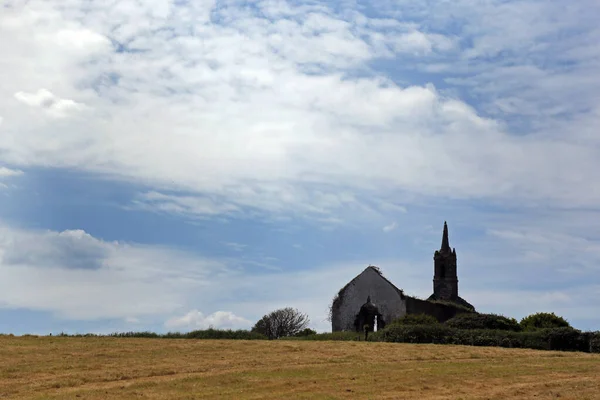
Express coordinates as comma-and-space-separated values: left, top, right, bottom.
1, 336, 599, 399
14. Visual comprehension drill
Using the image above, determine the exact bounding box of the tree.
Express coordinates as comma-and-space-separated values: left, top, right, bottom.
251, 307, 310, 340
520, 312, 571, 331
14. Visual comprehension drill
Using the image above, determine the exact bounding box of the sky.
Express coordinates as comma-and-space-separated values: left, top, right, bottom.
0, 0, 599, 335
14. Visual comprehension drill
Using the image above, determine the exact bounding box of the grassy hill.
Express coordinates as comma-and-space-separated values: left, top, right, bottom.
1, 336, 599, 399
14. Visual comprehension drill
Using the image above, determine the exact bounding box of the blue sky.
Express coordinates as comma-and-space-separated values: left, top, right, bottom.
1, 0, 600, 334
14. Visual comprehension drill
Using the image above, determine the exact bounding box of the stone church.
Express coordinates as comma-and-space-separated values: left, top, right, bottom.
331, 222, 475, 332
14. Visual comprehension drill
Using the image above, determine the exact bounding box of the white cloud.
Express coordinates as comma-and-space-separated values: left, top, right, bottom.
382, 221, 397, 232
485, 226, 600, 274
165, 310, 251, 330
2, 229, 109, 270
52, 28, 110, 52
0, 166, 23, 189
0, 167, 23, 178
223, 242, 248, 252
393, 31, 456, 54
14, 89, 85, 118
132, 188, 373, 222
132, 191, 241, 217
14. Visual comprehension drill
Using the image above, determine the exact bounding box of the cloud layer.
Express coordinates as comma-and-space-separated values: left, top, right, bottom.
0, 224, 228, 321
0, 0, 598, 220
0, 215, 599, 331
0, 222, 356, 330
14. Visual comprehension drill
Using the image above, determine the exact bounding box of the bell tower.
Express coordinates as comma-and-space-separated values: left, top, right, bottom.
432, 221, 458, 301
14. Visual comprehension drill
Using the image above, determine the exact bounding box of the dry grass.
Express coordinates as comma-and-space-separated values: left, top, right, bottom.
1, 336, 599, 399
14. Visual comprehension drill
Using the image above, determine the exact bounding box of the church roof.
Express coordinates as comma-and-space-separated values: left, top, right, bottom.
334, 265, 405, 301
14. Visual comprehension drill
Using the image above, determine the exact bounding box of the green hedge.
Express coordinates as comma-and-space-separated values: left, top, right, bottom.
391, 314, 440, 326
445, 313, 521, 331
372, 324, 453, 344
282, 332, 361, 341
372, 324, 600, 353
184, 329, 266, 340
51, 329, 267, 340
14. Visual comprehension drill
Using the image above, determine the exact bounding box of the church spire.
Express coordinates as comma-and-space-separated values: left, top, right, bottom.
441, 221, 450, 252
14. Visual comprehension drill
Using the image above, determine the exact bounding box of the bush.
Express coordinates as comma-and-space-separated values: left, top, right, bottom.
391, 314, 440, 326
520, 312, 570, 331
445, 313, 521, 331
589, 332, 600, 353
294, 328, 318, 337
538, 327, 588, 352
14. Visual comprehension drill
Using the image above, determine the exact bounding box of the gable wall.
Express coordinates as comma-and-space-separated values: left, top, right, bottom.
332, 268, 407, 331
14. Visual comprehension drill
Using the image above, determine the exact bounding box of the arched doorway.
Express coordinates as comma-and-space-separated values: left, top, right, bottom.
354, 296, 386, 333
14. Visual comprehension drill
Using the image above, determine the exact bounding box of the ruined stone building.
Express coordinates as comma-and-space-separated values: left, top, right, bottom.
331, 222, 475, 332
